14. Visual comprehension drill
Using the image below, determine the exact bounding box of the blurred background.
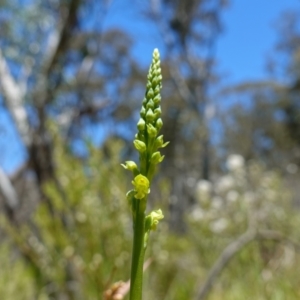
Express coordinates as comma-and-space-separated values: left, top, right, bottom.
0, 0, 300, 299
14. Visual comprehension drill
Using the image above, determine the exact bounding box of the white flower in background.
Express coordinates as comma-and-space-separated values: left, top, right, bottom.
244, 191, 255, 204
195, 180, 212, 194
216, 175, 235, 193
264, 189, 276, 201
226, 190, 239, 203
227, 154, 245, 172
286, 163, 298, 174
190, 207, 205, 221
186, 176, 197, 188
260, 174, 273, 188
211, 196, 223, 209
195, 180, 212, 203
210, 218, 228, 233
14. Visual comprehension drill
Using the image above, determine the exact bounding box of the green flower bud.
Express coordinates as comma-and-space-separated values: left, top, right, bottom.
121, 161, 138, 171
145, 209, 164, 231
154, 107, 161, 119
150, 151, 164, 164
132, 174, 150, 199
153, 48, 160, 58
154, 68, 162, 76
154, 135, 169, 149
140, 106, 146, 117
151, 76, 160, 87
153, 95, 161, 105
156, 118, 163, 131
154, 135, 164, 148
147, 124, 157, 138
133, 140, 146, 153
147, 88, 154, 99
137, 118, 146, 131
154, 85, 160, 94
146, 99, 154, 110
146, 108, 155, 123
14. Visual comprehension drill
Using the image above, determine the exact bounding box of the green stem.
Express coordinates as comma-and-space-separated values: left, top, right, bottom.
130, 199, 147, 300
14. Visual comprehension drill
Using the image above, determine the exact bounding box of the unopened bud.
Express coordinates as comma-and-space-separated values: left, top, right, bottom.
146, 99, 154, 110
147, 124, 157, 138
146, 109, 155, 123
133, 140, 146, 153
153, 95, 161, 105
137, 118, 146, 131
150, 152, 164, 164
154, 135, 169, 149
156, 118, 163, 131
140, 106, 146, 117
154, 107, 161, 119
147, 88, 154, 99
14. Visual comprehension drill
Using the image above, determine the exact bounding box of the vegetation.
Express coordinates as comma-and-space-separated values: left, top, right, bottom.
0, 1, 300, 299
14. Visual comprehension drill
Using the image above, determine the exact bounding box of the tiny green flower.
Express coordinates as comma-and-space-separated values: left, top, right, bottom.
153, 95, 161, 105
145, 108, 155, 123
153, 135, 169, 150
154, 85, 160, 94
145, 209, 164, 231
146, 99, 155, 110
146, 124, 157, 138
155, 118, 163, 131
154, 107, 161, 118
150, 151, 164, 164
140, 106, 146, 117
147, 88, 154, 99
137, 118, 146, 131
132, 174, 150, 199
133, 140, 146, 153
121, 161, 139, 176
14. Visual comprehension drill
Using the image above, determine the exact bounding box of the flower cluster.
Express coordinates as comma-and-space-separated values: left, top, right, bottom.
134, 48, 168, 180
122, 48, 168, 202
123, 49, 169, 298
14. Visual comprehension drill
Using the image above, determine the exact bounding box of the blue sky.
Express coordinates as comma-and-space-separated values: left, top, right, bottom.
1, 0, 299, 174
216, 0, 299, 83
102, 0, 300, 82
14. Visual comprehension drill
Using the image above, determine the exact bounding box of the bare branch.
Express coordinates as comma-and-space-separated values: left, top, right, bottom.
43, 0, 81, 76
194, 229, 257, 300
194, 228, 300, 300
0, 166, 19, 213
0, 49, 31, 146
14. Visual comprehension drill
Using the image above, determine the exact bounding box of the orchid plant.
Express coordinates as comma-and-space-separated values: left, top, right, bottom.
122, 48, 168, 300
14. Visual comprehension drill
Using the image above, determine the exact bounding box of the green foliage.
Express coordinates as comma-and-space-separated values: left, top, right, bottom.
0, 136, 133, 299
0, 141, 300, 299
